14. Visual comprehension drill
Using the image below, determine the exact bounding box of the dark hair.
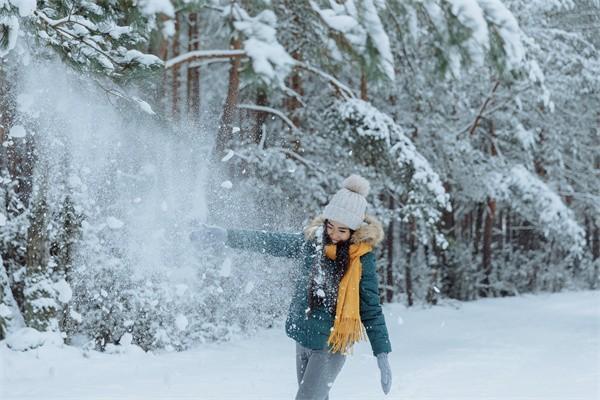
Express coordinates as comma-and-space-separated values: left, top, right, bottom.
307, 219, 354, 314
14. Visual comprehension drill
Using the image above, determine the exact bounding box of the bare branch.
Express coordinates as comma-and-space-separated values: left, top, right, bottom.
295, 62, 356, 99
237, 103, 301, 134
469, 80, 501, 136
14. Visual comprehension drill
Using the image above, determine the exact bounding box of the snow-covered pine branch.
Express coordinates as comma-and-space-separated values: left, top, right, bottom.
488, 164, 586, 256
224, 4, 295, 86
164, 49, 247, 69
333, 98, 451, 246
0, 1, 165, 77
0, 254, 25, 339
0, 0, 36, 57
415, 0, 526, 77
309, 0, 395, 81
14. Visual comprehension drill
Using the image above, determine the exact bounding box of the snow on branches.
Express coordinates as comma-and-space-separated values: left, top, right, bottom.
334, 98, 451, 246
420, 0, 525, 76
224, 4, 295, 86
0, 0, 36, 57
310, 0, 395, 81
488, 164, 585, 256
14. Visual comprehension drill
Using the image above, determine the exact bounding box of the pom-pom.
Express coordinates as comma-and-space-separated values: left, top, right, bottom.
342, 174, 370, 197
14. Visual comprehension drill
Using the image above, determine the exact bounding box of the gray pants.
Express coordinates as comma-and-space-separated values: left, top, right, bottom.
295, 342, 346, 400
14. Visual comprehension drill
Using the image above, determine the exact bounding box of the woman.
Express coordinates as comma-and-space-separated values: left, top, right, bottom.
191, 175, 392, 399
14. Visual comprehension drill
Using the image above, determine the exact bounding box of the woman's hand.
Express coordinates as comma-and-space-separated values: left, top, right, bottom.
376, 352, 392, 394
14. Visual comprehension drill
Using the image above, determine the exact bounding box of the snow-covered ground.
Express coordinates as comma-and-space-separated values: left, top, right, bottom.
1, 290, 598, 400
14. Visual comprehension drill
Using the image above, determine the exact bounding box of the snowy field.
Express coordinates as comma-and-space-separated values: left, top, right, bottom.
1, 290, 598, 400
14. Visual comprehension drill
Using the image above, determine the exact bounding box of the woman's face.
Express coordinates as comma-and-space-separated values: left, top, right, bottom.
326, 220, 351, 244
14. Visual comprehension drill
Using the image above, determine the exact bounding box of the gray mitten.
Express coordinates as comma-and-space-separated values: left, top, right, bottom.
376, 352, 392, 395
189, 223, 227, 246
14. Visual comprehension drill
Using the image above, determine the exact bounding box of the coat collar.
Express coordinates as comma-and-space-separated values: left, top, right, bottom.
303, 214, 384, 247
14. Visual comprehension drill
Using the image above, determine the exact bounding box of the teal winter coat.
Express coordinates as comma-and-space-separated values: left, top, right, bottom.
225, 215, 392, 356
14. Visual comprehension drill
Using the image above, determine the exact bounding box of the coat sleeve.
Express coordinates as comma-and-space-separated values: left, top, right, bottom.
359, 252, 392, 356
226, 228, 305, 259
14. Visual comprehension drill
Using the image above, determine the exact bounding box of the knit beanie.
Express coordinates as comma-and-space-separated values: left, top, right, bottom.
322, 175, 370, 230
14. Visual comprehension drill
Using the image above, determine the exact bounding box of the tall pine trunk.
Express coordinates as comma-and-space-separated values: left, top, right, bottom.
405, 218, 416, 306
215, 35, 242, 156
360, 66, 368, 101
481, 196, 496, 297
187, 12, 201, 122
172, 12, 181, 119
287, 50, 304, 152
385, 196, 395, 303
251, 88, 268, 144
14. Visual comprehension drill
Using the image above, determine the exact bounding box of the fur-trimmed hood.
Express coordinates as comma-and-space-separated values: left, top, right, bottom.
303, 214, 385, 247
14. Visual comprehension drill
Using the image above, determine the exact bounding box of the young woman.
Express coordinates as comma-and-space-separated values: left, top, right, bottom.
191, 175, 392, 399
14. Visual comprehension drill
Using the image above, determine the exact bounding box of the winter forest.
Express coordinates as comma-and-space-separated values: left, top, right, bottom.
0, 0, 599, 399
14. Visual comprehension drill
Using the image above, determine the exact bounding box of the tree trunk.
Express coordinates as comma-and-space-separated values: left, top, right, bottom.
215, 35, 242, 156
442, 182, 455, 239
593, 223, 599, 261
593, 223, 599, 290
405, 218, 416, 307
172, 12, 181, 119
251, 88, 268, 145
187, 12, 201, 122
385, 196, 395, 303
360, 66, 368, 101
481, 196, 496, 297
473, 203, 484, 255
158, 31, 170, 114
287, 50, 304, 152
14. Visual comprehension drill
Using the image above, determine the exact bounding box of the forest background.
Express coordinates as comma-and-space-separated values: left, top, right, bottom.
0, 0, 598, 352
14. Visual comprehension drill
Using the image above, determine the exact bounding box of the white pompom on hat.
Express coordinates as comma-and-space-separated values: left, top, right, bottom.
322, 174, 370, 230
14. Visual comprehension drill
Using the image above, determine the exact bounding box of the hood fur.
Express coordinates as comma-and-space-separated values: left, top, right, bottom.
304, 214, 385, 247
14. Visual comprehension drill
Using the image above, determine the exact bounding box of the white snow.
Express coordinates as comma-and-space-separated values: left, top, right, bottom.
175, 284, 188, 297
227, 6, 295, 84
164, 49, 247, 69
221, 149, 235, 162
310, 0, 394, 80
4, 328, 63, 351
174, 314, 188, 331
8, 125, 26, 138
137, 0, 174, 18
0, 213, 6, 226
53, 279, 72, 304
487, 164, 585, 254
219, 257, 232, 277
1, 0, 36, 16
106, 216, 124, 230
69, 309, 82, 323
0, 303, 11, 318
124, 50, 163, 67
244, 281, 255, 294
132, 96, 156, 115
447, 0, 490, 67
220, 180, 233, 189
361, 0, 395, 80
477, 0, 525, 70
67, 173, 82, 188
1, 291, 597, 399
119, 332, 133, 346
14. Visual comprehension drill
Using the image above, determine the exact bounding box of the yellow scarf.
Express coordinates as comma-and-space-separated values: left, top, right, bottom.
324, 242, 373, 354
